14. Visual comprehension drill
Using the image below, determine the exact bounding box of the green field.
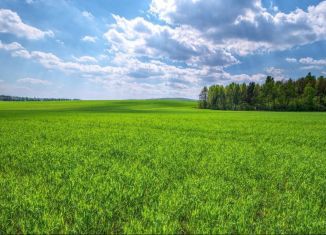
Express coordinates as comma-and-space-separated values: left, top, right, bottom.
1, 100, 326, 233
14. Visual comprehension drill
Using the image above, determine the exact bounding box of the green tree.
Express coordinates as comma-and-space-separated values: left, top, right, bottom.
207, 85, 219, 109
303, 84, 316, 110
262, 76, 276, 110
246, 82, 256, 107
198, 86, 208, 109
199, 73, 325, 111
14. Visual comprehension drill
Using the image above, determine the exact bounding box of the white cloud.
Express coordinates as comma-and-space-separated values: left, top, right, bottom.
299, 57, 326, 66
17, 77, 52, 85
265, 67, 285, 80
82, 11, 94, 20
286, 57, 297, 63
104, 15, 238, 67
0, 41, 123, 76
283, 57, 326, 70
11, 49, 32, 58
100, 0, 326, 92
149, 0, 326, 55
0, 40, 24, 51
0, 9, 54, 40
81, 35, 97, 43
229, 73, 266, 84
0, 41, 264, 98
73, 56, 98, 64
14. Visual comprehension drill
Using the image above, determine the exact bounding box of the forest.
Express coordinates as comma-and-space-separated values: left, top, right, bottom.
198, 73, 326, 111
0, 95, 79, 101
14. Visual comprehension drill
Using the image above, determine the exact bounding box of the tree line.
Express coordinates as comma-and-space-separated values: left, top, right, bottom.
0, 95, 79, 101
199, 73, 326, 111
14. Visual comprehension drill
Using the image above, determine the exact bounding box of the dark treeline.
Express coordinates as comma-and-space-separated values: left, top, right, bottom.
0, 95, 79, 101
199, 73, 326, 111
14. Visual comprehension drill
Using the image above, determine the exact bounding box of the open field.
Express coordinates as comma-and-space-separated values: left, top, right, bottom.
0, 100, 326, 233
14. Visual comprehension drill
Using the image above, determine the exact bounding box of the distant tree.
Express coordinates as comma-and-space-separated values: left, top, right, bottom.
316, 76, 326, 98
303, 84, 316, 110
284, 79, 296, 104
198, 86, 208, 109
246, 82, 256, 106
238, 83, 247, 109
296, 77, 306, 96
0, 95, 78, 101
305, 72, 316, 88
316, 76, 326, 109
207, 85, 219, 109
261, 76, 276, 110
216, 86, 226, 110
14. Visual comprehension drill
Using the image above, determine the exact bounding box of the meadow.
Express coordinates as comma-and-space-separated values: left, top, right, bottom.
0, 100, 326, 233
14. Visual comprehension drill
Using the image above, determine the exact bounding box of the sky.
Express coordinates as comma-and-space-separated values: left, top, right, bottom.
0, 0, 326, 100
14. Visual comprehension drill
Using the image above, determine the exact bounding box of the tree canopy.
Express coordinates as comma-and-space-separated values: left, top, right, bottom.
198, 73, 326, 111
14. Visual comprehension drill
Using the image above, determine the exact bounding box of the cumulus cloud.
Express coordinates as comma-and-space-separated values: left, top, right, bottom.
0, 41, 264, 97
0, 9, 54, 40
150, 0, 261, 29
81, 35, 97, 43
284, 56, 326, 69
0, 40, 24, 51
150, 0, 326, 55
17, 77, 52, 85
100, 0, 326, 94
297, 57, 326, 70
299, 57, 326, 66
104, 15, 238, 67
101, 0, 326, 91
0, 41, 118, 74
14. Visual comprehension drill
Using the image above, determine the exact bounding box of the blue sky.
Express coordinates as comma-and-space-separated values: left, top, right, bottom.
0, 0, 326, 99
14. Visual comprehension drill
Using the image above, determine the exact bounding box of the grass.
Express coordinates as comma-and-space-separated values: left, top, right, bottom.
0, 99, 326, 233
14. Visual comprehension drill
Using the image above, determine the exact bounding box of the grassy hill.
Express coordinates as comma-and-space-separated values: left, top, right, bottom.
0, 100, 326, 233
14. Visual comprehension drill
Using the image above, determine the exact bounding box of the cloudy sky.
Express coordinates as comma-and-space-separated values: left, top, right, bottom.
0, 0, 326, 99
